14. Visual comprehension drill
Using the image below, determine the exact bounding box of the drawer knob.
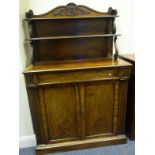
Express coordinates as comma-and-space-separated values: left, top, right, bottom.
109, 73, 112, 76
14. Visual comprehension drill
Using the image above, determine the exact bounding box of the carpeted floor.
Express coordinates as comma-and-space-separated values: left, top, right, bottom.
19, 139, 135, 155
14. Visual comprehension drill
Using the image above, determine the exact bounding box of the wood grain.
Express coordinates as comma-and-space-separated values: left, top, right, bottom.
25, 3, 118, 20
24, 61, 130, 152
84, 81, 114, 136
113, 81, 119, 135
117, 80, 128, 134
24, 3, 119, 64
37, 68, 118, 85
34, 37, 112, 63
24, 59, 131, 73
26, 87, 46, 144
23, 3, 131, 154
119, 54, 135, 140
79, 83, 86, 139
42, 84, 78, 141
36, 135, 126, 155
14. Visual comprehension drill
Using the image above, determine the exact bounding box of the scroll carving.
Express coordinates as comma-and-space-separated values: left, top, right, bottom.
52, 3, 91, 16
108, 7, 117, 34
25, 3, 118, 18
114, 36, 119, 60
108, 7, 118, 15
25, 10, 34, 18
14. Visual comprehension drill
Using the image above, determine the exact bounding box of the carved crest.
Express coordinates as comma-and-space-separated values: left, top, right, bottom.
52, 3, 91, 16
25, 3, 118, 19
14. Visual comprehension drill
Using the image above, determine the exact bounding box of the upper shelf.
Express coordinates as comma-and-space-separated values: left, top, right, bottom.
25, 3, 118, 21
24, 3, 120, 64
26, 34, 121, 41
24, 15, 119, 21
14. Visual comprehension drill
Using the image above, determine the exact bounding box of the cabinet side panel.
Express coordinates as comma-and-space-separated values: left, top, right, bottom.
84, 81, 114, 136
126, 74, 135, 139
42, 85, 78, 140
26, 87, 46, 144
117, 80, 128, 134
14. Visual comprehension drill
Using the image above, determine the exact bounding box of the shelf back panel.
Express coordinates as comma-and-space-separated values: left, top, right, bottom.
31, 18, 113, 37
34, 37, 113, 62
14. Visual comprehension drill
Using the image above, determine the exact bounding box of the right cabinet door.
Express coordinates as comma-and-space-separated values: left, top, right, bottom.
83, 80, 119, 138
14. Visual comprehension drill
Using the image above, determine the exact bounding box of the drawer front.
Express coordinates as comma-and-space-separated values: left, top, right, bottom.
37, 68, 119, 85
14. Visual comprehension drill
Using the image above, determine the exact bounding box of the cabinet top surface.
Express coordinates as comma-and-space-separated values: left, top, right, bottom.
23, 58, 131, 74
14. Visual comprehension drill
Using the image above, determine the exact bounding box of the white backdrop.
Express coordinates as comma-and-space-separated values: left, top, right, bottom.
19, 0, 134, 138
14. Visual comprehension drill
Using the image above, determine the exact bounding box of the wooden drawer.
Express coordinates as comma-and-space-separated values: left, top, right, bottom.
37, 68, 119, 85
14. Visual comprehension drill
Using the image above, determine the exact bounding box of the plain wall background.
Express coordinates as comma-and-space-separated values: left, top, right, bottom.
19, 0, 134, 137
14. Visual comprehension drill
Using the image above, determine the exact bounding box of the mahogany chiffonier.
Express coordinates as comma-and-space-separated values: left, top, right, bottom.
119, 54, 135, 140
23, 3, 131, 155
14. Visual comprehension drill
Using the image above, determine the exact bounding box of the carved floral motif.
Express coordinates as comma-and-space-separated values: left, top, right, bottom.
52, 3, 91, 16
25, 3, 117, 18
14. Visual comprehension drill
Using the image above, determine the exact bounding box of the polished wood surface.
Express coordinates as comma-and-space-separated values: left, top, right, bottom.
24, 59, 131, 154
36, 135, 126, 155
25, 3, 119, 64
24, 59, 131, 73
85, 81, 114, 136
43, 85, 78, 141
119, 54, 135, 140
25, 3, 118, 20
24, 3, 131, 154
33, 38, 113, 62
26, 34, 120, 41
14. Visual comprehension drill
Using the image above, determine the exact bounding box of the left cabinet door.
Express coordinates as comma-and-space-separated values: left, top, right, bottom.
36, 83, 80, 144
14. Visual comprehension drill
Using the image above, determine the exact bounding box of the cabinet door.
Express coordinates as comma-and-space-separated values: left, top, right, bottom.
82, 80, 119, 138
38, 84, 80, 143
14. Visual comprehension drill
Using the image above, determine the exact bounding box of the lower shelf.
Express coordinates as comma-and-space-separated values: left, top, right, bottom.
36, 135, 127, 155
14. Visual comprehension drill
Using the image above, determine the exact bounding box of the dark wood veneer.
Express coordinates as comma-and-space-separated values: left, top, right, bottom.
23, 3, 131, 155
25, 3, 119, 64
119, 54, 135, 140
